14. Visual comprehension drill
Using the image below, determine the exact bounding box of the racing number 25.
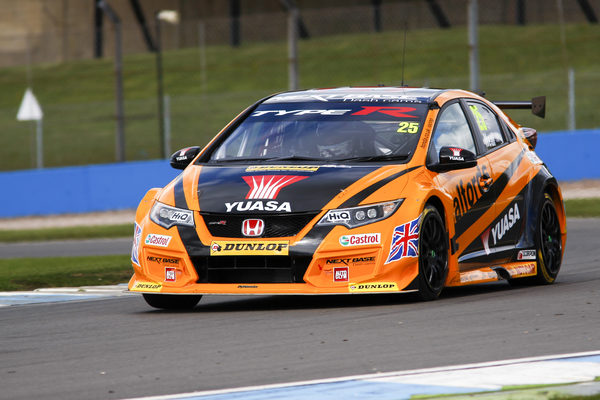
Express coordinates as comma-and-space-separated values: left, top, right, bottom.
397, 122, 420, 134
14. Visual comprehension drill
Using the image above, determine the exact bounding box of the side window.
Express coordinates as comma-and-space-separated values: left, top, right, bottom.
467, 102, 506, 151
430, 102, 476, 163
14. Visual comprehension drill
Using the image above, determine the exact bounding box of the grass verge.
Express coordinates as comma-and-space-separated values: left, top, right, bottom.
0, 224, 133, 243
563, 198, 600, 217
0, 255, 131, 291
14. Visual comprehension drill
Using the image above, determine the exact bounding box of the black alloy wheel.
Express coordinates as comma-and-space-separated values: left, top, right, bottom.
536, 193, 563, 283
417, 205, 449, 300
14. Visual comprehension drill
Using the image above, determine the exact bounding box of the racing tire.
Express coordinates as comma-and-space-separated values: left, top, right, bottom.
510, 193, 563, 286
417, 205, 449, 301
142, 293, 202, 310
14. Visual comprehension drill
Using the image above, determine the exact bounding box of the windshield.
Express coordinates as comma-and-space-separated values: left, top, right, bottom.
207, 102, 429, 163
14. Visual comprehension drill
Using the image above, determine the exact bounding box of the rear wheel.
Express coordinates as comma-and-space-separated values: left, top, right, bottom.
417, 205, 449, 300
142, 294, 202, 310
510, 193, 563, 286
534, 193, 563, 284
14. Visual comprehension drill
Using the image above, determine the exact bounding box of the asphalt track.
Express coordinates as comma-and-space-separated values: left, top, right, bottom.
1, 218, 599, 400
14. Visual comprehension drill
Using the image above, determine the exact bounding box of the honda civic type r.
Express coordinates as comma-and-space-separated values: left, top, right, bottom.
129, 87, 566, 309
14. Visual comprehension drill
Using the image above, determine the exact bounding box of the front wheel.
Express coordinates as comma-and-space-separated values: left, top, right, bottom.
417, 205, 449, 301
142, 293, 202, 310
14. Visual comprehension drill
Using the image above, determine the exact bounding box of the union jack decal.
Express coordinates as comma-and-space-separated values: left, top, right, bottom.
243, 175, 307, 199
385, 216, 420, 264
131, 222, 142, 266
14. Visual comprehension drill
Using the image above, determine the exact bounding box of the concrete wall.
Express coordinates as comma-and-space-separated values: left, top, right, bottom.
0, 129, 598, 218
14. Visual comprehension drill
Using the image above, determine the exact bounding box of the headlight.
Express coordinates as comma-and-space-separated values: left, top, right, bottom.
317, 200, 403, 228
150, 202, 194, 229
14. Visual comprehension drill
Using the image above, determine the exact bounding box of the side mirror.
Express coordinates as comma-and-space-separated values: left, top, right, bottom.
429, 146, 477, 172
521, 127, 538, 149
170, 146, 201, 170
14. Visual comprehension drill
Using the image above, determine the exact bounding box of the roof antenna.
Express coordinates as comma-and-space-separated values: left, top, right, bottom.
401, 22, 408, 87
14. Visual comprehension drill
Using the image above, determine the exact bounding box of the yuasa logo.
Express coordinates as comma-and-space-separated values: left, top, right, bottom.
243, 175, 307, 199
145, 234, 171, 247
334, 267, 349, 282
242, 219, 265, 237
450, 147, 462, 157
339, 233, 381, 247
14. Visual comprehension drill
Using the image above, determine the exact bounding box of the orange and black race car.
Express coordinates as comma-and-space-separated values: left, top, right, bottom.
129, 87, 566, 309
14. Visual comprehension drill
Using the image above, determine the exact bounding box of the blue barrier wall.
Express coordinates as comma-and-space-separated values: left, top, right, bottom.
0, 129, 598, 218
0, 160, 180, 218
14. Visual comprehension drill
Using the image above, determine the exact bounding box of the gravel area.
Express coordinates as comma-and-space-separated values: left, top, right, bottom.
1, 180, 599, 231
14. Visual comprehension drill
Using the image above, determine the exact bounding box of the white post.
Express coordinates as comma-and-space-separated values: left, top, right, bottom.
568, 68, 575, 131
36, 119, 43, 169
468, 0, 480, 93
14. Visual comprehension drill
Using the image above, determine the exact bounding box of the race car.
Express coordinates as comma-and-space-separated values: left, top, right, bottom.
129, 87, 566, 309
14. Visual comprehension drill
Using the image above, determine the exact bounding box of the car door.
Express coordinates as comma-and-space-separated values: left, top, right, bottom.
428, 100, 494, 270
464, 100, 528, 264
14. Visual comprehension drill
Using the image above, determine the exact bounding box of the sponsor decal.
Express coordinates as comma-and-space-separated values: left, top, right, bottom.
225, 200, 291, 213
506, 262, 536, 277
175, 147, 193, 161
420, 117, 434, 149
459, 269, 498, 283
246, 165, 319, 172
252, 109, 351, 117
208, 220, 227, 226
165, 267, 176, 282
325, 256, 376, 266
349, 282, 399, 292
131, 222, 142, 266
448, 147, 465, 161
517, 249, 537, 260
147, 256, 179, 265
526, 151, 543, 165
481, 203, 521, 254
131, 281, 162, 292
325, 210, 351, 224
339, 233, 381, 247
351, 106, 418, 118
334, 267, 349, 282
453, 165, 491, 220
385, 216, 420, 264
145, 234, 172, 248
242, 219, 265, 237
238, 285, 259, 288
243, 175, 307, 200
210, 241, 289, 256
267, 93, 427, 103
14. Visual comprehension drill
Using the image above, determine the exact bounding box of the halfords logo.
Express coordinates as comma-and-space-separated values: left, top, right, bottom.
339, 233, 381, 247
145, 234, 171, 248
242, 219, 265, 237
243, 175, 307, 199
349, 282, 399, 292
453, 165, 491, 220
210, 241, 289, 256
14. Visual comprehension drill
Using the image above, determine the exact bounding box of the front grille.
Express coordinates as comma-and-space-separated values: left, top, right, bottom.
201, 212, 319, 238
191, 256, 312, 283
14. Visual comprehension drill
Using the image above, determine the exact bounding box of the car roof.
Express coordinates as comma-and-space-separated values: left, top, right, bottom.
263, 87, 448, 104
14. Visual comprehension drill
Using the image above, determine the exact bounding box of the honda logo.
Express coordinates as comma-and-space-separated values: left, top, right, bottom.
242, 219, 265, 237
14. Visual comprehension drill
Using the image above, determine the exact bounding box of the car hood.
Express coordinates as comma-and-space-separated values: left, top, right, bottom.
160, 164, 411, 214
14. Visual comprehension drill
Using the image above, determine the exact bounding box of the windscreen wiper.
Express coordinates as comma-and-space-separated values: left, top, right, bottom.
335, 154, 411, 162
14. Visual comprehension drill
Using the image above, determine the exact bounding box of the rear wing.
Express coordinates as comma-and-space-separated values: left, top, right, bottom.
493, 96, 546, 118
